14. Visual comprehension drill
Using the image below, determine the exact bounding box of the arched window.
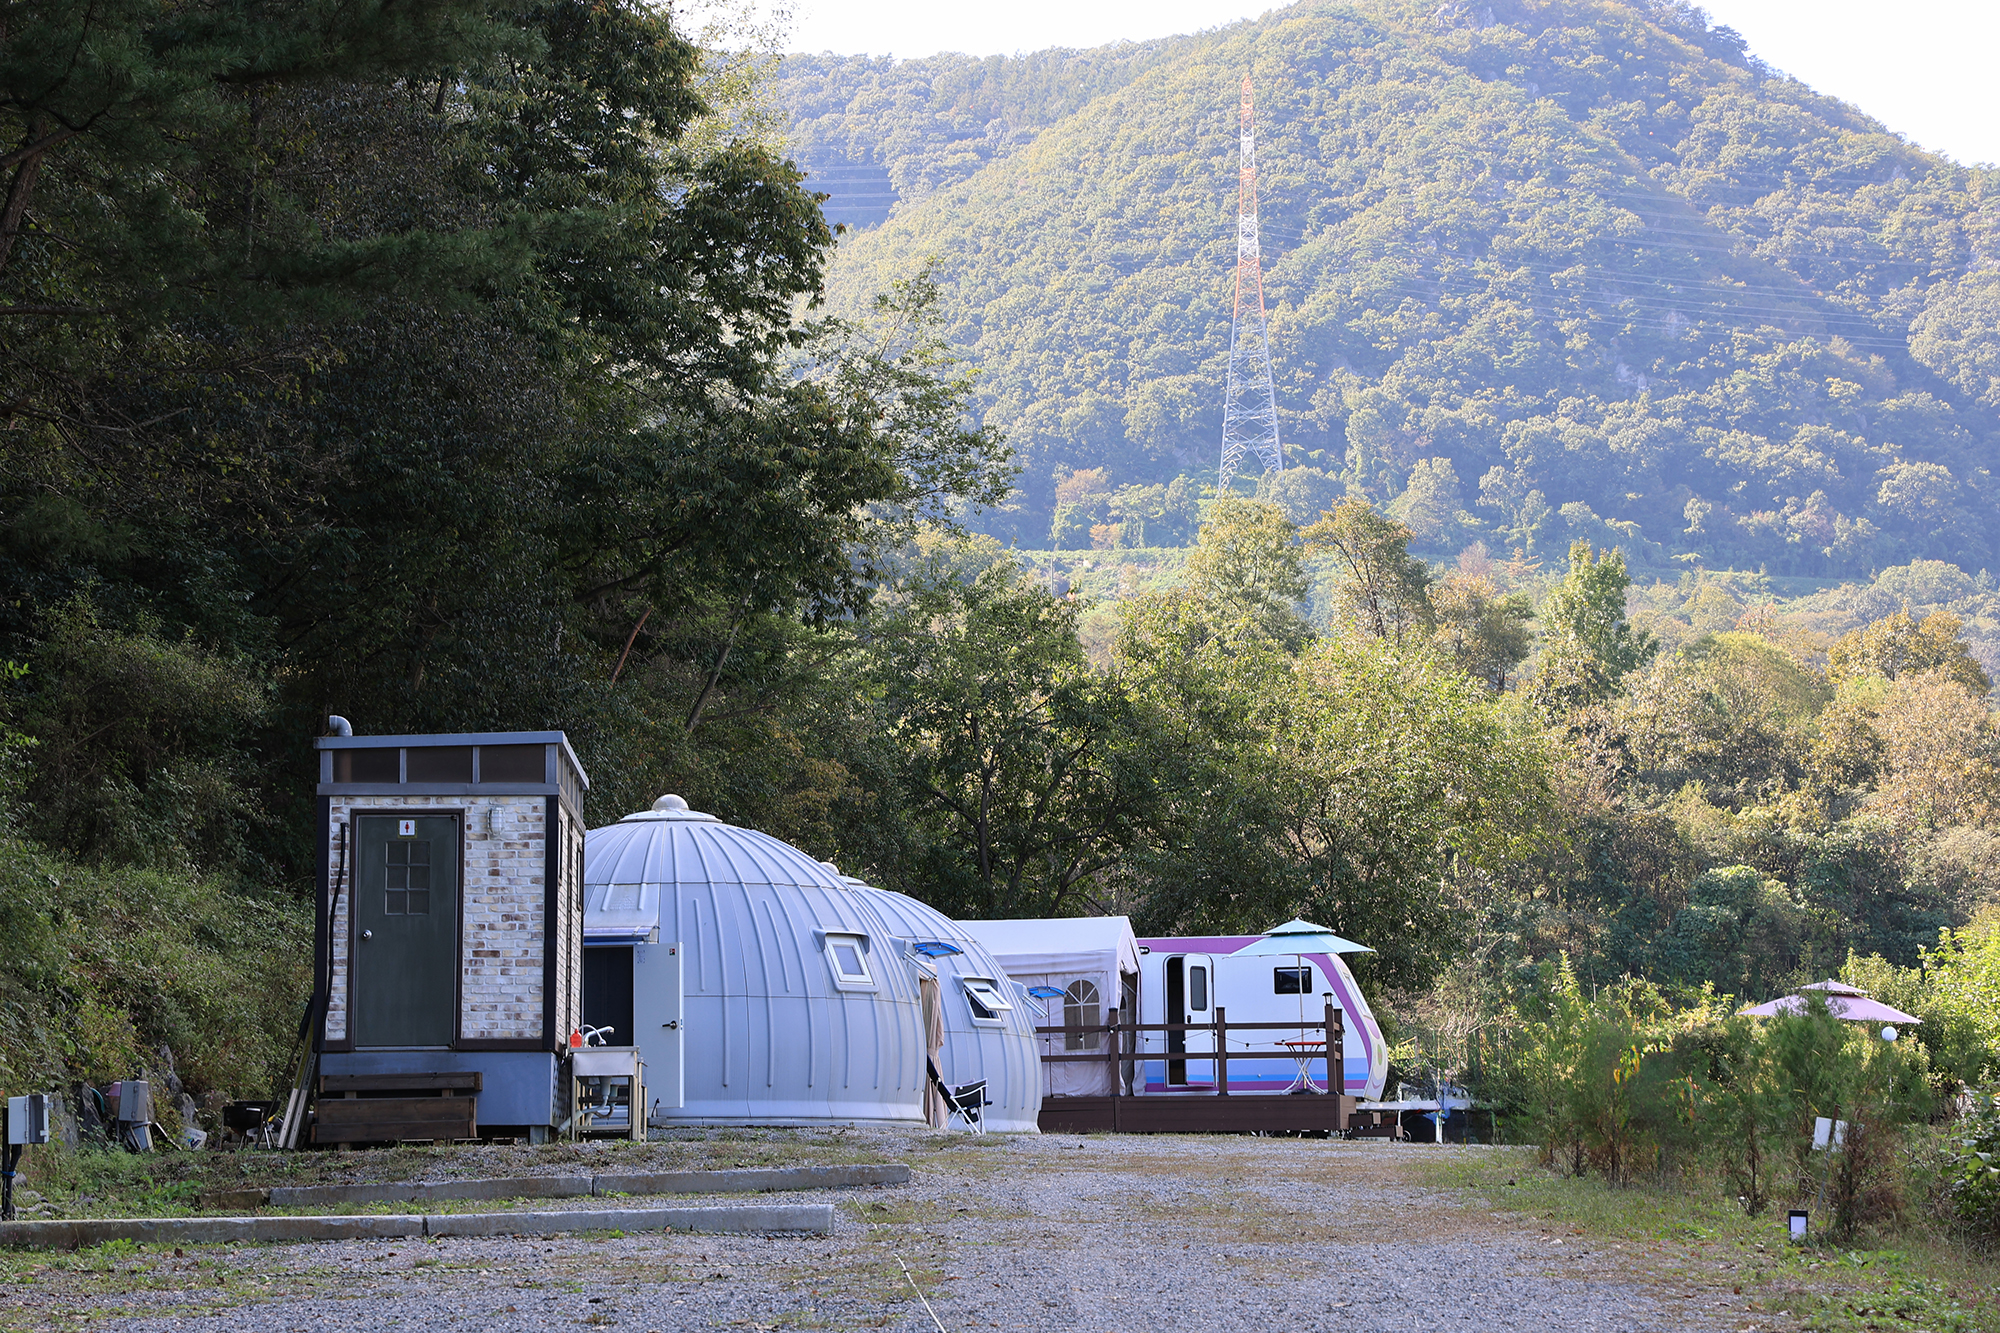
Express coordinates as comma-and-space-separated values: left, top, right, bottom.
1063, 979, 1101, 1052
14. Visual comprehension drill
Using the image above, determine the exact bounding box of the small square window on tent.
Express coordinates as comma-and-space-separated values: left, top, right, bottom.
824, 933, 873, 988
961, 978, 1013, 1023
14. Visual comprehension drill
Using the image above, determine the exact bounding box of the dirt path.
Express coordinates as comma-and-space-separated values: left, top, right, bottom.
4, 1134, 1755, 1333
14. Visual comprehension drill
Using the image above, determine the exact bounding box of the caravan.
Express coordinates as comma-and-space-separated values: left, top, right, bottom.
960, 916, 1390, 1132
1134, 934, 1388, 1100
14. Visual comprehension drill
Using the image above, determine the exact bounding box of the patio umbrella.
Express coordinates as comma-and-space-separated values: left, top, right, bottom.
1234, 921, 1372, 1093
1738, 980, 1920, 1026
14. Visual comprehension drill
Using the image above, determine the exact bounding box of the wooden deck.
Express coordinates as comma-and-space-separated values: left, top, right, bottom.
1039, 1092, 1353, 1134
1035, 1002, 1353, 1134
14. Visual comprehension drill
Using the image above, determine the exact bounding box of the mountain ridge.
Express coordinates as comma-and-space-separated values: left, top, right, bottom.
781, 0, 2000, 578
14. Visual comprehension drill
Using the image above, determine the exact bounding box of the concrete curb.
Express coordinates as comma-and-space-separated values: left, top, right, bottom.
205, 1163, 909, 1211
0, 1203, 833, 1250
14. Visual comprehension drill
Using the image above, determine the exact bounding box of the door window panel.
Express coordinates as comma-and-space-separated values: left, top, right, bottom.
385, 840, 433, 915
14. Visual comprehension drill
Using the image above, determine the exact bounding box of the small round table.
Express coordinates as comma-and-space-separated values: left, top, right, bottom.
1279, 1038, 1327, 1094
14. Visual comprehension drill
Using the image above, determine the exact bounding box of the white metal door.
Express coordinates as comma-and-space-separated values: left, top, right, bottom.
649, 941, 685, 1112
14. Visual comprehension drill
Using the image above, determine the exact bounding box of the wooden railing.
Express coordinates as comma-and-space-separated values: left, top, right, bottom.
1032, 1002, 1345, 1097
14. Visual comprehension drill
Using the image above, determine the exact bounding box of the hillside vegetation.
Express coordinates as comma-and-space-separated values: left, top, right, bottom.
788, 0, 2000, 575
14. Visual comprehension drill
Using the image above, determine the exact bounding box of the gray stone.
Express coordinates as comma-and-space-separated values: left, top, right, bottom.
591, 1162, 911, 1195
0, 1214, 427, 1250
264, 1174, 592, 1208
424, 1204, 832, 1238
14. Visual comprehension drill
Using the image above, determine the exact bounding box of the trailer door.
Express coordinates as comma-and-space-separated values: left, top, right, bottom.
1164, 954, 1216, 1088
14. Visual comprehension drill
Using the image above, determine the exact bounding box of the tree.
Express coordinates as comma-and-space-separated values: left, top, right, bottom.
1532, 540, 1657, 712
1388, 458, 1464, 546
1262, 638, 1554, 987
1428, 572, 1533, 691
862, 563, 1148, 918
1829, 608, 1992, 698
1301, 498, 1434, 642
1182, 498, 1309, 647
1872, 671, 2000, 832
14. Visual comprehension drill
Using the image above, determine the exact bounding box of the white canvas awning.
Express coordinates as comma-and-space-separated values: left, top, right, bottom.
958, 917, 1142, 980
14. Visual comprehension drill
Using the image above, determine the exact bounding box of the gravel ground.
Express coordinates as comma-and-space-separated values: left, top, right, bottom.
5, 1133, 1757, 1332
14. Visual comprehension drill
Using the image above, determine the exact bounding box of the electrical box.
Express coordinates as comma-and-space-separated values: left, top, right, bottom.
315, 728, 591, 1139
5, 1095, 49, 1146
116, 1081, 152, 1125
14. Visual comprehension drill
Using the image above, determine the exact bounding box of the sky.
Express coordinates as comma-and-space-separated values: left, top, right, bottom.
787, 0, 2000, 167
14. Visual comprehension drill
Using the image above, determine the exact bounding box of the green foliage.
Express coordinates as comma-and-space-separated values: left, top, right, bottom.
1946, 1088, 2000, 1238
857, 561, 1148, 917
7, 599, 266, 871
1301, 498, 1435, 641
795, 0, 2000, 572
1182, 498, 1311, 646
1118, 602, 1556, 987
1829, 609, 1993, 698
1533, 540, 1658, 712
1651, 866, 1806, 999
0, 837, 310, 1102
1512, 971, 1926, 1236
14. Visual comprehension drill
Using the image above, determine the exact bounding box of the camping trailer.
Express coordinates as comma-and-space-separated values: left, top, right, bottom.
844, 883, 1044, 1132
313, 728, 590, 1142
962, 916, 1389, 1132
580, 796, 932, 1127
1135, 935, 1388, 1100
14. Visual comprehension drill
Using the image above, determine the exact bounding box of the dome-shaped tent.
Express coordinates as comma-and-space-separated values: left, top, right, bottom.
582, 797, 928, 1127
839, 878, 1043, 1133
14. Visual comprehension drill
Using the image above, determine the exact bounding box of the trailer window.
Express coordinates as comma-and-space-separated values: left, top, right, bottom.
961, 978, 1012, 1023
1274, 967, 1311, 994
1063, 979, 1101, 1051
1188, 964, 1208, 1012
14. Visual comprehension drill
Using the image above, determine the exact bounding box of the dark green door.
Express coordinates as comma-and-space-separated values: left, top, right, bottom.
353, 815, 460, 1047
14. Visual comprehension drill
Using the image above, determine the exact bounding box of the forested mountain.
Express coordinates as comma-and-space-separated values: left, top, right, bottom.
782, 0, 2000, 575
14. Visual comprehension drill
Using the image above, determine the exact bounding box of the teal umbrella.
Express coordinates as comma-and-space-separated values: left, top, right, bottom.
1233, 919, 1374, 956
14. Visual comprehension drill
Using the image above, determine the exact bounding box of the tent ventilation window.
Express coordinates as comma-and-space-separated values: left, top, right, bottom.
1063, 979, 1101, 1051
961, 978, 1012, 1024
823, 933, 874, 989
1273, 967, 1310, 994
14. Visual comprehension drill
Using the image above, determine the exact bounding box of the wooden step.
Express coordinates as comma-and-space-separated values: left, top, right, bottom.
313, 1096, 477, 1144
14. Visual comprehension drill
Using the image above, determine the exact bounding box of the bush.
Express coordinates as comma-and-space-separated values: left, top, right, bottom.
1512, 960, 1928, 1236
0, 837, 310, 1112
1946, 1088, 2000, 1237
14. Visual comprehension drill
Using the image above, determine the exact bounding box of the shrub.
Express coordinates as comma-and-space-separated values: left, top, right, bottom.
1946, 1088, 2000, 1238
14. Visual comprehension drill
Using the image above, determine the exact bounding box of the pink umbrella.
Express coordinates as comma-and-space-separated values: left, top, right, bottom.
1738, 980, 1920, 1025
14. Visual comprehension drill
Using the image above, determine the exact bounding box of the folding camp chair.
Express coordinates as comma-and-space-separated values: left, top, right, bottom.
945, 1080, 988, 1133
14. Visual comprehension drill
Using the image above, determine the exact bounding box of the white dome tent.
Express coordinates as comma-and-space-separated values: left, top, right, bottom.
836, 875, 1044, 1133
581, 796, 930, 1127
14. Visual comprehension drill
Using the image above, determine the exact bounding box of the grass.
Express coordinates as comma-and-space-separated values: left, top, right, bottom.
1420, 1147, 2000, 1333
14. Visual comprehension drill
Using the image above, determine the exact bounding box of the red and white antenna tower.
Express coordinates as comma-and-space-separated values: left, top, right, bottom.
1220, 75, 1283, 484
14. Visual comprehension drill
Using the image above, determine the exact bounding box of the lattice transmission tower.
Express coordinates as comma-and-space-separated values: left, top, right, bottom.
1219, 74, 1283, 487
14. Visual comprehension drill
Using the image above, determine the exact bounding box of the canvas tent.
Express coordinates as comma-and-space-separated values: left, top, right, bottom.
959, 917, 1141, 1097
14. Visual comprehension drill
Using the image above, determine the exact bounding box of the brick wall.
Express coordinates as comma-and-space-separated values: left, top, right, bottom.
325, 795, 550, 1044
